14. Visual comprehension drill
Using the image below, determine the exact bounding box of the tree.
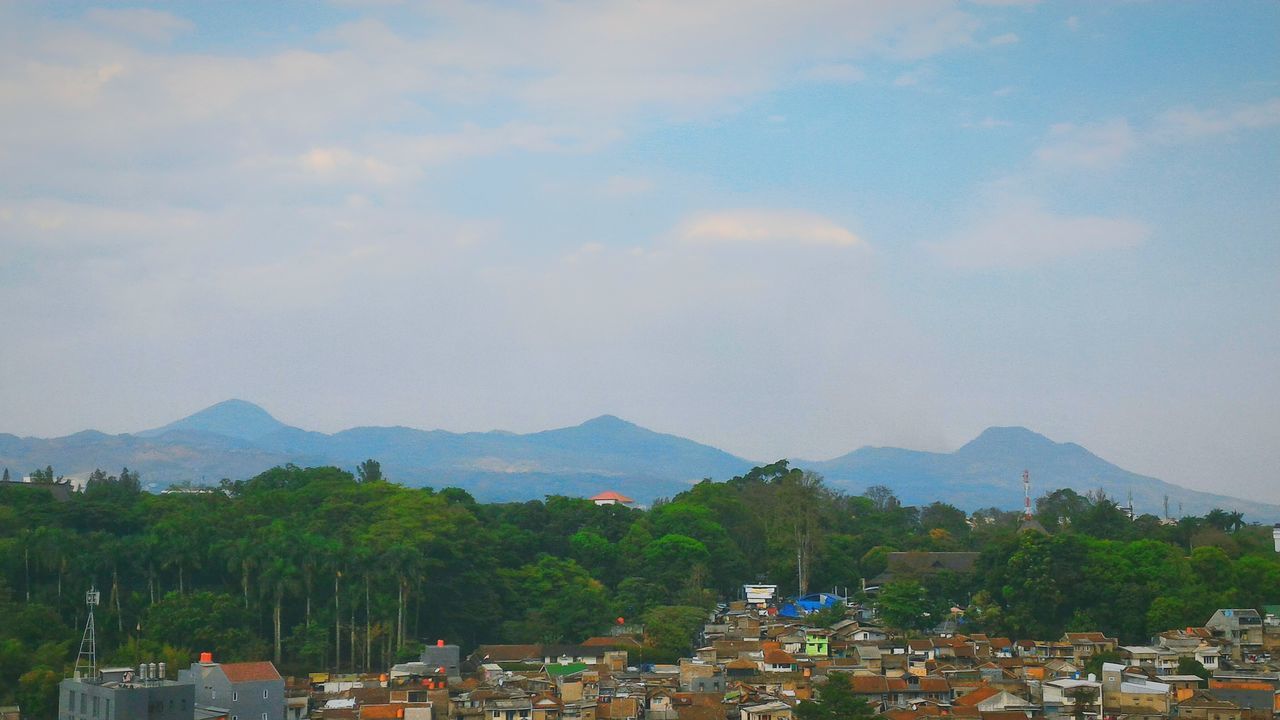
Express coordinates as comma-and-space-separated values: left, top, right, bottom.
863, 485, 900, 512
17, 668, 60, 719
142, 591, 266, 661
1065, 686, 1098, 720
641, 605, 707, 659
1177, 657, 1210, 684
357, 459, 383, 483
795, 674, 876, 720
877, 580, 933, 632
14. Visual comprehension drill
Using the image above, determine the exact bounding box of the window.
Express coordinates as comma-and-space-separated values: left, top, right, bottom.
263, 689, 269, 699
234, 691, 239, 701
92, 695, 99, 717
263, 714, 268, 720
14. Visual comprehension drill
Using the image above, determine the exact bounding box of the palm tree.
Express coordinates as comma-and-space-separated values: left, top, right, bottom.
1227, 510, 1245, 533
257, 521, 302, 665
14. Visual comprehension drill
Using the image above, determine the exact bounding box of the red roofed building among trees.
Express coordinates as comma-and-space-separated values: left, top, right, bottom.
590, 491, 635, 506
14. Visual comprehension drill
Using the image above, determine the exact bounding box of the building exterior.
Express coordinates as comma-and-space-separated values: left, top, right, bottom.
589, 492, 634, 506
58, 666, 196, 720
421, 640, 463, 683
1205, 610, 1264, 661
178, 655, 284, 720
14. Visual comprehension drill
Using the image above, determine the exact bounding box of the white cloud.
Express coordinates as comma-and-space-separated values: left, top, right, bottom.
1035, 119, 1138, 170
1151, 98, 1280, 142
987, 32, 1020, 46
1064, 15, 1081, 31
1035, 98, 1280, 172
676, 210, 865, 248
930, 200, 1150, 269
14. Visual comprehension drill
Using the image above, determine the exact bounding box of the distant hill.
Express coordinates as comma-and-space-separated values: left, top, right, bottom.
137, 398, 288, 442
0, 401, 750, 503
804, 426, 1280, 520
0, 402, 1276, 519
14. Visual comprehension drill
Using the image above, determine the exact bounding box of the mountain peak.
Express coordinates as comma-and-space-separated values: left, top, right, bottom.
141, 399, 289, 442
579, 414, 640, 431
957, 425, 1057, 454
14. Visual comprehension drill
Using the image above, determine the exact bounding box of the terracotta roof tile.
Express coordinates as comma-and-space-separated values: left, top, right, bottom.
953, 686, 1001, 706
220, 662, 282, 683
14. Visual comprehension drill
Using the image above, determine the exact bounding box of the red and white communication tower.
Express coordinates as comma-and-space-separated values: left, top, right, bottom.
1022, 470, 1032, 520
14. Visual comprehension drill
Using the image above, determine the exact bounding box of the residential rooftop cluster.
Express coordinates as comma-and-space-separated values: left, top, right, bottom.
54, 593, 1280, 720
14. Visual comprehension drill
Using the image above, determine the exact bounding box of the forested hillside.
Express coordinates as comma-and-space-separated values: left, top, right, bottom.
2, 461, 1278, 716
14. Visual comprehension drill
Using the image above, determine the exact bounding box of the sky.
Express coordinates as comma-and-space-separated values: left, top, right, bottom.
1, 1, 1278, 502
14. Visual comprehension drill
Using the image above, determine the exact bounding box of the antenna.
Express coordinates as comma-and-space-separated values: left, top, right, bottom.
1163, 494, 1170, 520
75, 587, 100, 680
1022, 470, 1032, 520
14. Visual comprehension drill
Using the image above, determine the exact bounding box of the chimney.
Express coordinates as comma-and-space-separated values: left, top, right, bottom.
138, 664, 147, 682
149, 662, 158, 681
437, 639, 445, 647
200, 651, 213, 664
158, 662, 167, 680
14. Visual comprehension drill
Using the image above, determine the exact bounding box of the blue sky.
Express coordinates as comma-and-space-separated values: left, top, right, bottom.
1, 1, 1278, 504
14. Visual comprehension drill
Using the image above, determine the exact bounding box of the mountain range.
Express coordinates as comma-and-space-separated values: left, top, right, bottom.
1, 399, 1275, 520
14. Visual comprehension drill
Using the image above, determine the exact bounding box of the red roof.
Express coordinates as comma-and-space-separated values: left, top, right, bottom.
762, 649, 795, 665
591, 491, 635, 503
954, 687, 1001, 707
220, 661, 282, 683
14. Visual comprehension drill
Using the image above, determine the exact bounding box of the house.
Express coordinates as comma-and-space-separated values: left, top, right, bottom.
872, 553, 980, 587
1205, 610, 1264, 661
590, 492, 635, 507
740, 701, 792, 720
59, 664, 196, 720
846, 674, 908, 710
1061, 633, 1118, 665
421, 640, 463, 682
761, 649, 797, 673
178, 655, 285, 720
543, 647, 604, 666
1100, 663, 1172, 713
472, 645, 544, 667
1173, 690, 1244, 720
1041, 679, 1101, 720
902, 676, 952, 705
952, 686, 1029, 713
1120, 645, 1180, 675
359, 702, 433, 720
802, 630, 830, 658
596, 696, 639, 720
1207, 672, 1280, 718
0, 706, 19, 720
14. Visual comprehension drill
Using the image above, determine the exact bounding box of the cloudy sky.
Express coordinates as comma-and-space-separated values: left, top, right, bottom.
2, 1, 1278, 501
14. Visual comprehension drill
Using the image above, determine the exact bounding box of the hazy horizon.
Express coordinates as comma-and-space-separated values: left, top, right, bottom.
2, 2, 1278, 502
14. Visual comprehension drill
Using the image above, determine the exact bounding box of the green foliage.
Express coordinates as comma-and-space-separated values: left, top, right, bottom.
795, 674, 876, 720
642, 605, 708, 658
500, 556, 610, 643
1177, 657, 1210, 683
144, 591, 267, 661
877, 580, 936, 632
